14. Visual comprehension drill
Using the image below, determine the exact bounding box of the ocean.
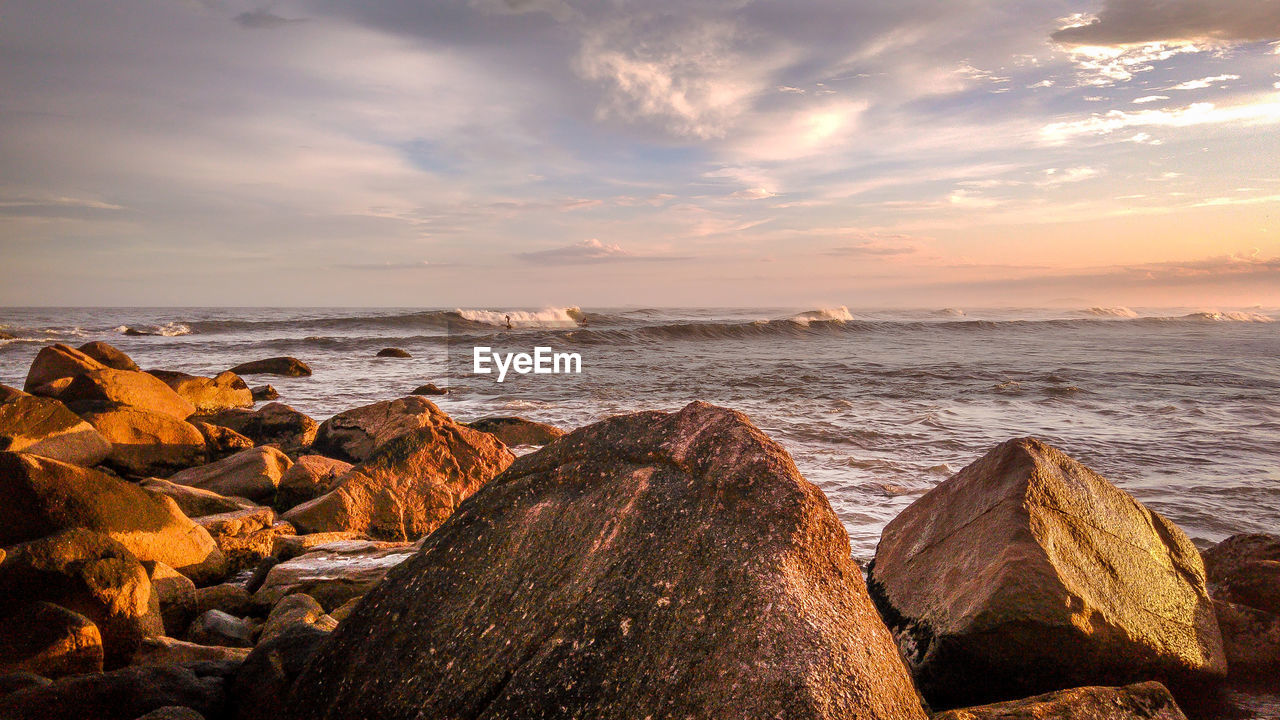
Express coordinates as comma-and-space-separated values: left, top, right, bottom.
2, 305, 1277, 563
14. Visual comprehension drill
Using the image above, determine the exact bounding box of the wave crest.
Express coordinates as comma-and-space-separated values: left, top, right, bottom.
115, 322, 192, 337
787, 306, 854, 325
1182, 311, 1274, 323
454, 306, 584, 327
1083, 307, 1139, 319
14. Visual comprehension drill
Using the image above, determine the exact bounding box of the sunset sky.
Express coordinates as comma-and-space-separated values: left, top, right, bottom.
2, 0, 1279, 307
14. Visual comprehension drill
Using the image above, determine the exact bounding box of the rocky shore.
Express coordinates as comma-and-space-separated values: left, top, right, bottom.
0, 341, 1276, 720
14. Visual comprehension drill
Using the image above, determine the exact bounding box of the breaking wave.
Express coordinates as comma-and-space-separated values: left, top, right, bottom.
1083, 306, 1139, 319
114, 322, 192, 337
455, 307, 584, 327
786, 306, 854, 325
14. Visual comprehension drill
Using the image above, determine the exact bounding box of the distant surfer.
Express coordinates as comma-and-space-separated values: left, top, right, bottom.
505, 314, 513, 330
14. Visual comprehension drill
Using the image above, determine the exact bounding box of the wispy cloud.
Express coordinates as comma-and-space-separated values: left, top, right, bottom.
234, 10, 306, 30
515, 238, 690, 264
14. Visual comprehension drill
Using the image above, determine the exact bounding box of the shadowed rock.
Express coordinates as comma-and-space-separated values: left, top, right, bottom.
191, 421, 254, 461
194, 584, 254, 618
147, 371, 253, 414
286, 401, 928, 720
23, 344, 108, 392
166, 447, 292, 504
132, 636, 251, 667
195, 507, 278, 573
932, 681, 1188, 720
186, 610, 252, 648
145, 562, 196, 637
227, 357, 312, 377
283, 405, 513, 540
466, 415, 566, 446
274, 455, 351, 511
249, 385, 278, 402
0, 453, 227, 584
1202, 533, 1280, 679
230, 624, 329, 720
254, 540, 416, 611
0, 663, 226, 720
78, 341, 140, 372
139, 478, 257, 519
410, 383, 447, 396
195, 404, 317, 456
867, 437, 1226, 710
258, 593, 336, 645
0, 393, 111, 466
81, 407, 207, 477
0, 601, 104, 678
375, 347, 410, 358
61, 369, 196, 420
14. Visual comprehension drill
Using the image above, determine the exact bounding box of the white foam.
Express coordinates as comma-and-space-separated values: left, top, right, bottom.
1083, 306, 1139, 319
1185, 311, 1275, 323
456, 307, 583, 327
788, 306, 854, 324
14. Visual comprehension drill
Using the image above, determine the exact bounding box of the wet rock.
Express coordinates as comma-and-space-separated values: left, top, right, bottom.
0, 453, 227, 584
0, 601, 104, 678
270, 532, 368, 562
195, 404, 317, 456
186, 610, 253, 648
166, 447, 292, 504
274, 455, 351, 511
144, 562, 197, 637
0, 663, 225, 720
81, 407, 207, 477
23, 343, 108, 392
249, 385, 277, 402
77, 341, 140, 372
867, 437, 1226, 709
227, 357, 312, 377
132, 636, 251, 667
410, 383, 447, 396
61, 369, 196, 420
230, 624, 328, 720
258, 593, 336, 645
466, 415, 566, 446
147, 371, 253, 414
932, 681, 1188, 720
194, 584, 254, 618
139, 478, 257, 519
0, 393, 112, 466
284, 403, 512, 540
286, 402, 927, 720
375, 347, 410, 358
190, 421, 254, 461
0, 529, 163, 666
254, 540, 416, 612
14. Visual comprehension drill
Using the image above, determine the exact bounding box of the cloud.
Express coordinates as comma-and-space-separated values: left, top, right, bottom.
1133, 95, 1169, 103
1042, 96, 1280, 142
1051, 0, 1280, 46
515, 238, 689, 264
234, 11, 306, 29
1171, 74, 1240, 90
824, 241, 919, 257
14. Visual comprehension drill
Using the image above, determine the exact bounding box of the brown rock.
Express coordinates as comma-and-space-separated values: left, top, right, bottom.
230, 624, 329, 720
283, 404, 512, 540
23, 343, 108, 392
867, 437, 1226, 709
0, 529, 163, 666
194, 584, 254, 618
270, 532, 368, 562
186, 610, 252, 648
375, 347, 410, 358
77, 341, 140, 372
139, 478, 257, 518
0, 602, 104, 678
0, 663, 225, 720
312, 396, 443, 463
286, 402, 928, 720
0, 453, 227, 584
1203, 533, 1280, 615
195, 404, 317, 455
258, 593, 336, 645
0, 393, 112, 466
0, 672, 50, 696
466, 415, 566, 446
409, 383, 447, 396
135, 706, 207, 720
933, 681, 1188, 720
132, 636, 251, 667
274, 455, 351, 511
27, 376, 74, 400
144, 562, 196, 637
254, 540, 416, 612
195, 507, 278, 573
327, 596, 360, 623
191, 421, 254, 461
60, 369, 196, 420
81, 407, 207, 477
250, 385, 278, 402
166, 446, 292, 504
1211, 598, 1280, 680
147, 370, 253, 414
0, 384, 25, 403
227, 357, 312, 377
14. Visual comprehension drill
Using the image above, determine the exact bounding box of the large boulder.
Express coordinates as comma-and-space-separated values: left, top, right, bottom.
282, 405, 513, 540
191, 421, 254, 461
312, 396, 444, 463
0, 392, 111, 466
166, 447, 293, 504
60, 369, 196, 420
23, 343, 108, 392
78, 341, 140, 372
286, 402, 928, 720
867, 437, 1226, 709
139, 478, 257, 519
148, 370, 253, 414
0, 601, 104, 678
274, 455, 351, 511
227, 357, 311, 377
270, 531, 368, 562
466, 415, 566, 446
258, 593, 336, 645
253, 540, 416, 611
0, 453, 227, 584
230, 624, 329, 720
195, 403, 317, 455
81, 407, 207, 477
1202, 533, 1280, 679
0, 663, 226, 720
0, 529, 163, 666
933, 681, 1188, 720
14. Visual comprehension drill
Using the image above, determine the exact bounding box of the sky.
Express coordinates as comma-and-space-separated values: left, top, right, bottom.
1, 0, 1279, 308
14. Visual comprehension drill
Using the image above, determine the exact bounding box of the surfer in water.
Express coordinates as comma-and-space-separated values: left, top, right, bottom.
505, 314, 513, 330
